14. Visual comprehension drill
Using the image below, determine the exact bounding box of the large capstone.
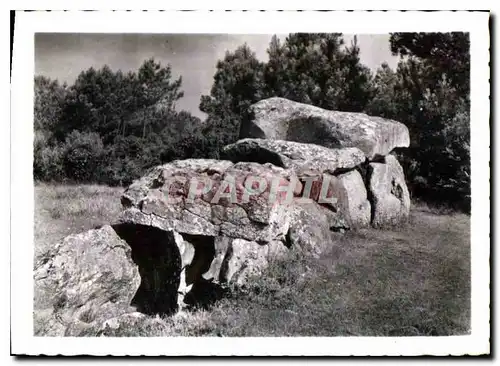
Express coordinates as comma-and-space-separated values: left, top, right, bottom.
241, 97, 410, 160
222, 138, 366, 175
119, 159, 300, 244
117, 159, 302, 298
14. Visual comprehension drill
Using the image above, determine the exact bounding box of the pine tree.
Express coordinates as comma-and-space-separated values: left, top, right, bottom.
265, 33, 373, 112
200, 44, 266, 156
369, 32, 471, 209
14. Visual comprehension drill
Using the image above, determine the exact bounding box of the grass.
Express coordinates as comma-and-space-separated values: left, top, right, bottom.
34, 183, 123, 260
34, 183, 470, 336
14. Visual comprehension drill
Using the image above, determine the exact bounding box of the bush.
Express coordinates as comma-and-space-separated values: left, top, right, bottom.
101, 159, 142, 187
61, 131, 105, 183
34, 131, 64, 182
34, 145, 64, 182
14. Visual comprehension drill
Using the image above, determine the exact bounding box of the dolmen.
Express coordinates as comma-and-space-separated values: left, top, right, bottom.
34, 97, 411, 335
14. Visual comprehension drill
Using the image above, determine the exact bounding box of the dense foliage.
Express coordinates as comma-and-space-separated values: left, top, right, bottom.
264, 34, 374, 112
35, 33, 470, 210
34, 59, 208, 185
366, 32, 470, 210
199, 44, 267, 158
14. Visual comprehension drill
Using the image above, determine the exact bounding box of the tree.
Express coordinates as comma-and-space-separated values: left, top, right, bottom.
336, 36, 375, 111
34, 76, 67, 137
33, 130, 64, 182
56, 65, 123, 142
35, 57, 205, 185
369, 32, 471, 210
200, 44, 266, 156
136, 58, 184, 138
34, 76, 68, 182
102, 135, 146, 186
366, 62, 400, 119
57, 59, 184, 144
390, 32, 470, 95
264, 33, 374, 112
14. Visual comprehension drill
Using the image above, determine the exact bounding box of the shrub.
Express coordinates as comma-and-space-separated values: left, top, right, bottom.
61, 131, 105, 183
34, 131, 64, 182
34, 145, 65, 182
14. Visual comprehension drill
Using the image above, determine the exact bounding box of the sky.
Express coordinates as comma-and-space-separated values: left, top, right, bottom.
35, 34, 399, 119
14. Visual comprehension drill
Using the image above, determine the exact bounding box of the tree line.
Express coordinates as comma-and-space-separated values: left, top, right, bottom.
34, 32, 470, 210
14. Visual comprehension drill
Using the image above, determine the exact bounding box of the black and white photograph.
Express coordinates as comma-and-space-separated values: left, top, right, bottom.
10, 10, 490, 356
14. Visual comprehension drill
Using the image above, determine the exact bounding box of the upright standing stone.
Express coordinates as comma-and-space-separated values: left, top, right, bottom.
333, 170, 372, 228
368, 155, 411, 227
33, 226, 140, 336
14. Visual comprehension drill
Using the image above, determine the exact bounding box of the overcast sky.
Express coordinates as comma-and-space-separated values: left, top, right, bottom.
35, 33, 399, 119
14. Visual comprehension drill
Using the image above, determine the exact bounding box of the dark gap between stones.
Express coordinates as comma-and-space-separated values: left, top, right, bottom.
221, 146, 286, 168
180, 234, 228, 310
358, 162, 376, 225
181, 233, 216, 285
112, 223, 181, 316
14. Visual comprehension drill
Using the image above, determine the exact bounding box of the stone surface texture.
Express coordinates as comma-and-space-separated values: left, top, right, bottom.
33, 225, 140, 336
368, 155, 411, 227
241, 97, 410, 160
34, 97, 413, 335
222, 138, 366, 174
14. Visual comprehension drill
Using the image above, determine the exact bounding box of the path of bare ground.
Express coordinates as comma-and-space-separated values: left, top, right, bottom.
34, 184, 470, 336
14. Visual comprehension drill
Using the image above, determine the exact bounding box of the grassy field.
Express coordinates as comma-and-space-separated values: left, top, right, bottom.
34, 184, 471, 336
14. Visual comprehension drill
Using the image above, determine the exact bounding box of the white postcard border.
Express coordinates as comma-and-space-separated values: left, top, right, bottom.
10, 10, 490, 356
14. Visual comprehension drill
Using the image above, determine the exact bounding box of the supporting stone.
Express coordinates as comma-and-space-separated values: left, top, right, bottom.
33, 225, 141, 336
368, 155, 411, 227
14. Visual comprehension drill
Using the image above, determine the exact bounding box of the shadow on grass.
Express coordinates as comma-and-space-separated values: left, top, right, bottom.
184, 279, 231, 311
